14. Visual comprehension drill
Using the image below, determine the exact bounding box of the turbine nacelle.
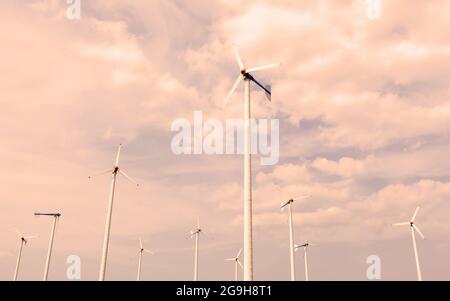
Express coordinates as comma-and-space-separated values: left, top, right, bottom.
222, 44, 280, 109
392, 206, 425, 239
89, 145, 139, 187
280, 195, 312, 211
225, 248, 243, 269
34, 212, 61, 218
295, 242, 312, 252
190, 229, 202, 237
15, 229, 37, 245
138, 237, 153, 255
190, 217, 202, 238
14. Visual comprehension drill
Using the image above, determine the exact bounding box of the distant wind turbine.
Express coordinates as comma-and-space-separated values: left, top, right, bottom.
13, 230, 37, 281
190, 218, 202, 281
90, 144, 139, 281
34, 212, 61, 281
280, 195, 311, 281
392, 206, 426, 281
223, 44, 280, 281
225, 248, 243, 281
295, 242, 312, 281
137, 237, 153, 281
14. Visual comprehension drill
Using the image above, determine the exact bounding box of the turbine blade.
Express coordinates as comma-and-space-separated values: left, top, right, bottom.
411, 206, 421, 221
119, 170, 139, 187
236, 248, 242, 258
144, 249, 154, 255
225, 258, 235, 261
24, 236, 37, 240
88, 168, 114, 179
115, 144, 122, 167
413, 225, 425, 239
264, 84, 271, 101
294, 244, 305, 251
246, 63, 281, 73
392, 222, 410, 227
293, 195, 312, 201
15, 229, 22, 239
139, 237, 143, 249
237, 260, 243, 269
232, 44, 245, 70
280, 200, 291, 210
248, 75, 271, 97
197, 217, 200, 230
222, 76, 242, 109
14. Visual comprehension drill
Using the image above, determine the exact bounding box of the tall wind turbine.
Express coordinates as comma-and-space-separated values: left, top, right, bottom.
223, 44, 280, 281
392, 206, 426, 281
190, 218, 202, 281
225, 248, 243, 281
280, 195, 311, 281
90, 144, 139, 281
34, 212, 61, 281
137, 237, 153, 281
295, 242, 311, 281
13, 230, 37, 281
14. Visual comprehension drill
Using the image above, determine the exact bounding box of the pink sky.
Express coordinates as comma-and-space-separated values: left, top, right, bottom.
1, 0, 450, 281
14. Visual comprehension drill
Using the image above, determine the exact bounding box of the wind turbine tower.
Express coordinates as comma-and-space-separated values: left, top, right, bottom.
190, 218, 202, 281
392, 206, 426, 281
13, 230, 36, 281
223, 44, 280, 281
280, 195, 311, 281
34, 212, 61, 281
90, 144, 139, 281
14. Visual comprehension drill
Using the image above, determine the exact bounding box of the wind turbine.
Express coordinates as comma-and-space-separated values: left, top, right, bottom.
280, 195, 311, 281
225, 248, 243, 281
90, 144, 139, 281
222, 44, 280, 281
190, 218, 202, 281
295, 242, 311, 281
34, 212, 61, 281
137, 237, 153, 281
13, 230, 37, 281
392, 206, 426, 281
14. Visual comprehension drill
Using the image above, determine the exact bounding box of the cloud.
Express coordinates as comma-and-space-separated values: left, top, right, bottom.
1, 0, 450, 280
311, 157, 365, 178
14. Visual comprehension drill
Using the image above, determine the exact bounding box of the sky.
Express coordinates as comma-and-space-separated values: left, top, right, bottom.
1, 0, 450, 281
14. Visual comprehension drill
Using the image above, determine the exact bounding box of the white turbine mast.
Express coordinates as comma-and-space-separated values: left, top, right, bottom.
137, 237, 153, 281
225, 248, 243, 281
295, 242, 312, 281
34, 212, 61, 281
392, 206, 426, 281
280, 195, 311, 281
13, 229, 37, 281
191, 217, 202, 281
223, 44, 280, 281
90, 144, 139, 281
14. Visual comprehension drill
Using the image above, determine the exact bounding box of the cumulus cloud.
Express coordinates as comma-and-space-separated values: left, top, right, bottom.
1, 0, 450, 280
